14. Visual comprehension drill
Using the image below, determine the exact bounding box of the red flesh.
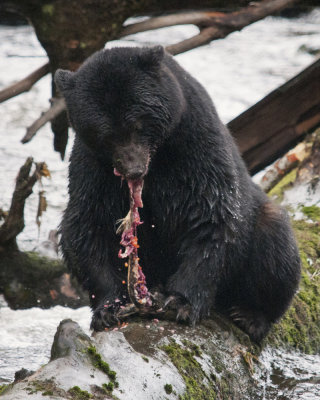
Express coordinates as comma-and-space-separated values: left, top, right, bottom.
115, 169, 152, 307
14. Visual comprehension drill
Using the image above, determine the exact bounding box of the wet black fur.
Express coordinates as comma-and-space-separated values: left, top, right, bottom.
55, 46, 301, 342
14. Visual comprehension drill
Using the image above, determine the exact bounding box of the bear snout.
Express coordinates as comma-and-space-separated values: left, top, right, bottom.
113, 143, 149, 180
125, 168, 146, 180
115, 163, 148, 180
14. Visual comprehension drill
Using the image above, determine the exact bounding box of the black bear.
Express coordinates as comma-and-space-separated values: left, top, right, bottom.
55, 46, 301, 342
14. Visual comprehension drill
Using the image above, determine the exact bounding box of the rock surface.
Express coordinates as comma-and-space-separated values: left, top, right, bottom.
1, 317, 262, 399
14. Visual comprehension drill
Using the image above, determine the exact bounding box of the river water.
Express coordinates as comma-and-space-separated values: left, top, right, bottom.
0, 8, 320, 398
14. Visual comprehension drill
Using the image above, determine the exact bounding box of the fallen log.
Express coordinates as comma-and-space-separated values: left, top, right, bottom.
228, 58, 320, 175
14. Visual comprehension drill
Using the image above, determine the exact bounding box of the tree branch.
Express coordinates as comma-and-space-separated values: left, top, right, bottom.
121, 11, 225, 37
166, 27, 218, 55
0, 62, 50, 103
21, 98, 66, 144
123, 0, 298, 55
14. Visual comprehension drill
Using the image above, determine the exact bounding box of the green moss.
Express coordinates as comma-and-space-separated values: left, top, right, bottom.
162, 340, 217, 400
268, 168, 297, 200
26, 251, 66, 276
42, 4, 54, 16
102, 382, 114, 392
0, 384, 12, 396
141, 355, 149, 363
181, 340, 202, 357
68, 386, 92, 399
269, 219, 320, 353
24, 380, 67, 397
301, 205, 320, 222
164, 383, 173, 394
27, 381, 48, 394
87, 346, 117, 381
42, 390, 54, 396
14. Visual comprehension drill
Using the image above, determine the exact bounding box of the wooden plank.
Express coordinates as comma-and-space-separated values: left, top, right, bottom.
227, 58, 320, 174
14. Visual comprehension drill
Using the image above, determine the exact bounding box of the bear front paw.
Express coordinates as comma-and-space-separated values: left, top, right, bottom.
90, 304, 120, 331
163, 294, 193, 323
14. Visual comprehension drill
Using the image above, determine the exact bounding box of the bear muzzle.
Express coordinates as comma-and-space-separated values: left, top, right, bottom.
112, 142, 150, 181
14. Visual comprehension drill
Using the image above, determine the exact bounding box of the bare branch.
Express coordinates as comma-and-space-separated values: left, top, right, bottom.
0, 62, 50, 104
143, 0, 298, 55
121, 11, 224, 37
21, 98, 66, 144
166, 26, 220, 55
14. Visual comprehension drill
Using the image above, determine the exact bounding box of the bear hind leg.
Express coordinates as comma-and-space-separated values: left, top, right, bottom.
226, 202, 300, 342
229, 306, 271, 343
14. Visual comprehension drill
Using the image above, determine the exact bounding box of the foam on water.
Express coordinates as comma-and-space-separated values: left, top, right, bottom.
0, 295, 91, 382
255, 347, 320, 399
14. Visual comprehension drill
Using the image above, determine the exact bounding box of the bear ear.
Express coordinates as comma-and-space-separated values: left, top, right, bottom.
54, 69, 75, 93
139, 46, 165, 69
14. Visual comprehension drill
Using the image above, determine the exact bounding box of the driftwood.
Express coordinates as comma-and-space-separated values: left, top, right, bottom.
228, 58, 320, 174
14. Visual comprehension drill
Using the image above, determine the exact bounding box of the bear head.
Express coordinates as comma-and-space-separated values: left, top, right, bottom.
55, 46, 185, 181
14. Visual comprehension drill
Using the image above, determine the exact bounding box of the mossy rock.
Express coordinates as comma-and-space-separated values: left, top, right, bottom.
162, 340, 218, 400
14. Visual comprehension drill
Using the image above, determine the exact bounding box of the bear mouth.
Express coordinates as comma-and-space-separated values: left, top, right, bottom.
114, 168, 144, 208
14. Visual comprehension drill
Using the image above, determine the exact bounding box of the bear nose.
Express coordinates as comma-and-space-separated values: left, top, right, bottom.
125, 168, 145, 180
